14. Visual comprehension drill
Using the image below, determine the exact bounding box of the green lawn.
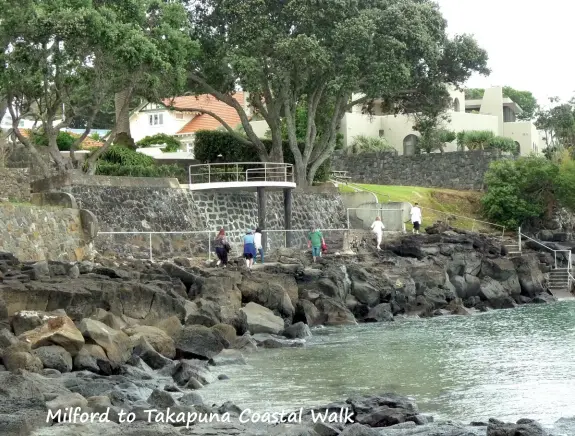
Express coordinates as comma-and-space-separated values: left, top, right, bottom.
339, 183, 502, 232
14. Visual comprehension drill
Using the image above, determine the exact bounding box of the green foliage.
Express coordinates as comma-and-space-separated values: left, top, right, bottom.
481, 157, 559, 228
30, 131, 76, 151
459, 130, 516, 152
349, 135, 395, 154
190, 0, 489, 185
95, 162, 186, 181
418, 129, 456, 154
98, 145, 155, 167
465, 88, 485, 100
137, 134, 182, 152
89, 133, 103, 142
555, 157, 575, 211
193, 130, 331, 183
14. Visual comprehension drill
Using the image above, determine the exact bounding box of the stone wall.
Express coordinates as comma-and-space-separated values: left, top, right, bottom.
0, 168, 30, 201
332, 150, 507, 190
0, 203, 93, 261
55, 183, 347, 259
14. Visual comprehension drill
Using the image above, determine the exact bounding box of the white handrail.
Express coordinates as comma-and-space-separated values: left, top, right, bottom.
519, 228, 572, 270
189, 162, 293, 185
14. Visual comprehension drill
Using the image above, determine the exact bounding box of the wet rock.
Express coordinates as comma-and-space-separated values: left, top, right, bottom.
179, 392, 204, 406
479, 278, 517, 309
295, 300, 322, 327
19, 316, 84, 356
79, 319, 132, 365
210, 349, 247, 366
32, 346, 72, 373
230, 334, 258, 353
486, 418, 547, 436
365, 303, 394, 322
240, 302, 285, 334
283, 321, 312, 339
339, 423, 380, 436
314, 296, 357, 326
175, 325, 226, 359
314, 422, 341, 436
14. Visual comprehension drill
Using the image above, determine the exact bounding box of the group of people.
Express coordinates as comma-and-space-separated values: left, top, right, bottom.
213, 226, 327, 269
370, 202, 422, 250
213, 203, 422, 266
213, 228, 265, 270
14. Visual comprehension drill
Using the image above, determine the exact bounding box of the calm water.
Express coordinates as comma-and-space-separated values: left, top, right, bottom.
202, 301, 575, 425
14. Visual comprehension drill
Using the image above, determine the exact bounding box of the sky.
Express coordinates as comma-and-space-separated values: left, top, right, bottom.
437, 0, 574, 106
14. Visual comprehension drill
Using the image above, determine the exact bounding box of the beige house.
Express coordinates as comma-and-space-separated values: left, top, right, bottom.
339, 86, 546, 156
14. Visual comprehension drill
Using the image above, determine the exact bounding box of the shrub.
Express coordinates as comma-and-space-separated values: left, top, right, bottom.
460, 130, 517, 152
193, 130, 331, 183
137, 134, 182, 152
481, 157, 559, 228
31, 130, 76, 151
349, 135, 396, 154
98, 145, 155, 166
418, 129, 456, 153
95, 162, 186, 182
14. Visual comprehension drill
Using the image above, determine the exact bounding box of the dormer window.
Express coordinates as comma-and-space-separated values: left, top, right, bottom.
149, 113, 164, 126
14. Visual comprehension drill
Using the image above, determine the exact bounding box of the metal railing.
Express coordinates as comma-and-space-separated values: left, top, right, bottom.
96, 228, 348, 262
518, 227, 572, 270
188, 162, 294, 185
346, 207, 406, 232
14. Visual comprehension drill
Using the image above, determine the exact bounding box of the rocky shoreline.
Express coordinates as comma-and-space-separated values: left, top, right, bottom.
0, 228, 571, 435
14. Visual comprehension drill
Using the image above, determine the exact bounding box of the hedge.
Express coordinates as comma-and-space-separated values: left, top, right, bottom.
193, 130, 331, 182
95, 162, 186, 182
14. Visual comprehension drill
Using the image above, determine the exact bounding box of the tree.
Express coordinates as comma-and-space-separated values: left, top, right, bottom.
464, 86, 539, 120
535, 97, 575, 152
481, 157, 559, 229
185, 0, 489, 186
0, 0, 196, 176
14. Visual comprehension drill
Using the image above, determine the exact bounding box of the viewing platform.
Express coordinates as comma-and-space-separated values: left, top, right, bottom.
186, 162, 296, 191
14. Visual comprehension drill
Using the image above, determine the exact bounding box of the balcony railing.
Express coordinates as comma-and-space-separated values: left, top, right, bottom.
188, 162, 295, 185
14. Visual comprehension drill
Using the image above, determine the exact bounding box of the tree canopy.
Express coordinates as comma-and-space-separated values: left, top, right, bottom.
464, 86, 539, 120
535, 96, 575, 154
185, 0, 489, 185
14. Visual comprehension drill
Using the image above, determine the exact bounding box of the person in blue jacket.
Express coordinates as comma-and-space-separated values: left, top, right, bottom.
243, 229, 257, 271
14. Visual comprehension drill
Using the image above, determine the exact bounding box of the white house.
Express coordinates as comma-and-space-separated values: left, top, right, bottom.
338, 86, 546, 156
129, 93, 248, 156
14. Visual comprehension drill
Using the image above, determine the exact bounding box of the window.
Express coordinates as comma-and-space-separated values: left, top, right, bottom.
453, 98, 460, 112
378, 129, 385, 137
148, 113, 164, 126
186, 143, 194, 157
175, 112, 184, 120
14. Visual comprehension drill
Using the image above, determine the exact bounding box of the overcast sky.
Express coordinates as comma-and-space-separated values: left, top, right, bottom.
437, 0, 573, 105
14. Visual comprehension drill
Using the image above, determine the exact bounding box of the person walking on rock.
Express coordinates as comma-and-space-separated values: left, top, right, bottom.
214, 229, 229, 268
243, 229, 257, 271
254, 227, 264, 264
370, 216, 385, 250
410, 202, 422, 235
308, 227, 325, 263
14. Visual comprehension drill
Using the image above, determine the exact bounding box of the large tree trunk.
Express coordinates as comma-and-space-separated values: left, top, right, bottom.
114, 88, 134, 148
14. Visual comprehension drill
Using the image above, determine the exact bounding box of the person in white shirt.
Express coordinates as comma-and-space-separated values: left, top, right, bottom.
254, 227, 264, 264
370, 216, 385, 250
410, 203, 422, 234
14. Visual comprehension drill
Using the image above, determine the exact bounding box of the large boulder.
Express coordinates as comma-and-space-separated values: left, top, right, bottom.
79, 319, 132, 365
449, 274, 481, 299
153, 316, 183, 338
295, 300, 322, 327
486, 418, 547, 436
11, 311, 61, 336
187, 272, 242, 322
481, 258, 521, 296
19, 316, 84, 356
364, 303, 394, 322
479, 277, 516, 309
32, 345, 72, 373
282, 322, 312, 339
184, 298, 222, 327
240, 302, 285, 334
513, 254, 546, 298
123, 325, 175, 359
132, 337, 172, 370
175, 325, 226, 359
238, 273, 295, 318
211, 323, 237, 344
314, 297, 357, 326
2, 342, 43, 373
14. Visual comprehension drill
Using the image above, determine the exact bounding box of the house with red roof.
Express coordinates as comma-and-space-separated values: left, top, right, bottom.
128, 92, 252, 155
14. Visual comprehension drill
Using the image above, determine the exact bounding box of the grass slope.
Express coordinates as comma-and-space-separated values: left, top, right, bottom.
339, 183, 501, 232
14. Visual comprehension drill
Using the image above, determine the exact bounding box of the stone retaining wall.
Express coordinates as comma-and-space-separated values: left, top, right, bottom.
0, 168, 30, 201
55, 183, 347, 259
0, 203, 94, 261
332, 151, 507, 190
